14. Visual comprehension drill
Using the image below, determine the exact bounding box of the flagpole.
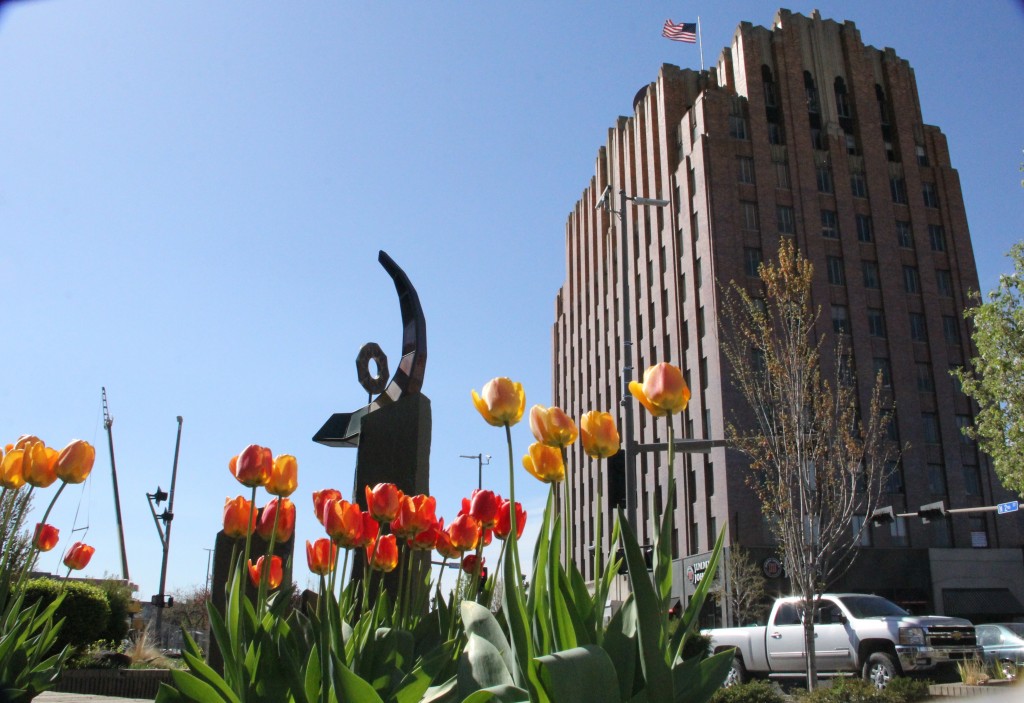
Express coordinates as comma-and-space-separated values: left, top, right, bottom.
697, 16, 705, 71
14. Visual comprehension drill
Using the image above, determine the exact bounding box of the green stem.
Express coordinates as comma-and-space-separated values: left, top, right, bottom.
257, 499, 282, 612
395, 541, 407, 626
242, 486, 257, 577
12, 484, 62, 601
504, 423, 522, 585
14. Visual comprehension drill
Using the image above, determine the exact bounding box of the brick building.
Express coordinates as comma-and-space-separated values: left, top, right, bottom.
552, 9, 1024, 625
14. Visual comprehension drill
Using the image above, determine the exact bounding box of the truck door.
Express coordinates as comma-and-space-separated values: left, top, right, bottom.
766, 602, 807, 672
812, 600, 856, 672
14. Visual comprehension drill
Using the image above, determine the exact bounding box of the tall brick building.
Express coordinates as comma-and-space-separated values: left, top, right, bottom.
552, 9, 1024, 625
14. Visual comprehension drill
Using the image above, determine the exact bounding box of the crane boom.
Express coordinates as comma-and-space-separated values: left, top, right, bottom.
102, 387, 130, 581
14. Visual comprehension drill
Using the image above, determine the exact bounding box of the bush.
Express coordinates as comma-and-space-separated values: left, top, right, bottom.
881, 676, 931, 703
23, 578, 111, 652
794, 676, 931, 703
96, 579, 134, 644
682, 631, 714, 660
711, 679, 785, 703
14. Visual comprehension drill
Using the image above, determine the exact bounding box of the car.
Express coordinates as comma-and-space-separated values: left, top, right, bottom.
975, 623, 1024, 678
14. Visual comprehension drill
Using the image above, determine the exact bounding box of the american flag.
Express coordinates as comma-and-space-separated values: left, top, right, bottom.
662, 19, 697, 44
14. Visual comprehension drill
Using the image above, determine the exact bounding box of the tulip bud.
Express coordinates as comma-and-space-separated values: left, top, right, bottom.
313, 489, 342, 524
306, 539, 337, 576
471, 378, 526, 427
232, 444, 272, 488
55, 439, 96, 484
529, 405, 578, 448
365, 483, 403, 522
580, 411, 621, 459
0, 449, 26, 490
629, 362, 690, 417
267, 454, 298, 497
522, 442, 565, 484
33, 523, 59, 552
63, 542, 95, 571
223, 496, 256, 539
494, 499, 527, 541
256, 497, 296, 542
247, 555, 283, 590
366, 534, 398, 572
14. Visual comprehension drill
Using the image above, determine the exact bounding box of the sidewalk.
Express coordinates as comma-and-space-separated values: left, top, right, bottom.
36, 693, 153, 703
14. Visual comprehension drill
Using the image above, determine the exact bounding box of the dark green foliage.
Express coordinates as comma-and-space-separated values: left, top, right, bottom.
23, 578, 111, 651
879, 676, 932, 703
711, 680, 785, 703
794, 676, 932, 703
96, 579, 133, 644
682, 631, 713, 660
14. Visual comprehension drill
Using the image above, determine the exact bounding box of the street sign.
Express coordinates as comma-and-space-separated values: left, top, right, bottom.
997, 501, 1019, 515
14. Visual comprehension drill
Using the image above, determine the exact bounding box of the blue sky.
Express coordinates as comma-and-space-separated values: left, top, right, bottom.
2, 1, 1022, 601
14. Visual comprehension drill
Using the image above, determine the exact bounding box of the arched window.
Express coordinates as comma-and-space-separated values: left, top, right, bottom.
834, 77, 851, 118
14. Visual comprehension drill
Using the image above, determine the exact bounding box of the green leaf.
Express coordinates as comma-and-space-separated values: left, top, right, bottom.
332, 654, 386, 703
305, 645, 322, 703
618, 508, 672, 699
460, 684, 531, 703
670, 526, 726, 663
526, 488, 554, 656
654, 474, 676, 610
534, 645, 621, 703
502, 525, 533, 691
458, 632, 516, 699
420, 676, 458, 703
461, 601, 516, 677
180, 639, 241, 703
600, 597, 638, 701
169, 669, 231, 703
672, 649, 734, 703
391, 643, 449, 703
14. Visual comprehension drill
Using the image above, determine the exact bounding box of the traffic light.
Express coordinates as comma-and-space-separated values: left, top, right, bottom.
918, 501, 947, 524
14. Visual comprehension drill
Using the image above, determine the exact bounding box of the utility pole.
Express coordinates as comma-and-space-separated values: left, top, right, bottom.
101, 388, 130, 581
151, 415, 183, 638
460, 453, 491, 490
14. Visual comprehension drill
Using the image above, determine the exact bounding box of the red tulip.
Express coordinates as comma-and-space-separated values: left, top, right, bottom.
306, 539, 337, 576
367, 534, 398, 572
434, 527, 462, 560
494, 499, 526, 541
324, 498, 365, 549
33, 523, 59, 552
449, 513, 482, 551
356, 511, 378, 548
63, 542, 95, 571
461, 553, 484, 575
313, 489, 342, 524
256, 497, 296, 542
247, 555, 283, 589
223, 495, 256, 538
391, 494, 437, 538
231, 445, 273, 488
469, 489, 501, 528
365, 483, 403, 522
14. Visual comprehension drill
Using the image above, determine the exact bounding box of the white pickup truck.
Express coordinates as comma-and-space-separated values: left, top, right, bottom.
706, 593, 980, 687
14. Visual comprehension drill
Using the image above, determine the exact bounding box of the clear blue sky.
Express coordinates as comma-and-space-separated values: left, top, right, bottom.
2, 1, 1022, 601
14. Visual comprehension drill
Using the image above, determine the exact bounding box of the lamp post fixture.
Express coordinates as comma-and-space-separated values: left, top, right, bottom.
598, 187, 670, 531
460, 453, 492, 490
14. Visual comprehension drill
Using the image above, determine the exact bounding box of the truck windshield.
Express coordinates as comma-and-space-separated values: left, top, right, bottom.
838, 595, 909, 618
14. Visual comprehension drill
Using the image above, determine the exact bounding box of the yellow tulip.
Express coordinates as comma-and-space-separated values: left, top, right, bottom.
267, 454, 298, 497
580, 411, 620, 459
529, 405, 578, 448
629, 362, 690, 417
472, 377, 526, 427
22, 441, 58, 488
522, 442, 565, 484
55, 440, 96, 484
0, 449, 25, 490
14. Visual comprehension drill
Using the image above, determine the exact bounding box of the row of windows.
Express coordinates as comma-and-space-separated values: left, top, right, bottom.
830, 305, 961, 344
820, 255, 956, 297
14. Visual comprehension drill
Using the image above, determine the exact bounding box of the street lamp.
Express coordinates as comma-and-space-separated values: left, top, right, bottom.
597, 186, 670, 531
460, 453, 492, 490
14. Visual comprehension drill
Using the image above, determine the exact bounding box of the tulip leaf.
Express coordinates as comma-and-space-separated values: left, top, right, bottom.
671, 649, 734, 703
391, 643, 449, 703
460, 684, 531, 703
669, 526, 725, 664
420, 676, 458, 703
461, 601, 516, 678
206, 601, 242, 689
534, 645, 621, 703
501, 522, 533, 691
600, 597, 637, 701
331, 654, 386, 703
526, 488, 554, 655
304, 645, 321, 703
179, 641, 240, 703
458, 632, 516, 699
654, 474, 677, 610
619, 509, 672, 699
169, 669, 231, 703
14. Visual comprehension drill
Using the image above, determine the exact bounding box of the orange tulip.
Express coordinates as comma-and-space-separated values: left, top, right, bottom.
434, 528, 462, 560
494, 499, 526, 540
256, 498, 296, 542
266, 454, 298, 497
55, 439, 96, 484
313, 488, 342, 524
223, 496, 256, 538
22, 441, 58, 488
33, 523, 59, 551
408, 520, 441, 551
471, 378, 526, 427
356, 511, 378, 548
629, 362, 690, 417
448, 513, 482, 551
468, 489, 500, 528
580, 411, 620, 459
63, 542, 95, 570
522, 442, 565, 484
529, 405, 578, 448
391, 494, 437, 539
367, 534, 398, 572
247, 555, 283, 589
365, 483, 403, 522
461, 553, 484, 575
324, 498, 365, 549
306, 539, 337, 576
0, 449, 25, 490
231, 444, 272, 488
13, 435, 42, 450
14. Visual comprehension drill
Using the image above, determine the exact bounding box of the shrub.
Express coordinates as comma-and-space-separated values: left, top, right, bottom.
96, 579, 133, 644
711, 679, 785, 703
793, 676, 930, 703
23, 578, 111, 652
682, 630, 714, 660
881, 676, 932, 703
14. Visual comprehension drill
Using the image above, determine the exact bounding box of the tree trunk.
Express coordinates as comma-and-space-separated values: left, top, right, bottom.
803, 592, 818, 690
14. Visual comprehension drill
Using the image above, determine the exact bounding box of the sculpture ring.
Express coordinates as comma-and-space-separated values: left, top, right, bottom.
356, 343, 390, 395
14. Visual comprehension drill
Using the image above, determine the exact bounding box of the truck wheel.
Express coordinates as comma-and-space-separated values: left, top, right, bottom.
724, 656, 747, 687
863, 652, 899, 689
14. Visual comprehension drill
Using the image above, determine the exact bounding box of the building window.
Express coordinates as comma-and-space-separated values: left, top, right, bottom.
890, 177, 908, 204
740, 201, 760, 231
936, 269, 953, 297
868, 308, 886, 337
804, 71, 819, 113
927, 464, 947, 494
922, 412, 940, 444
916, 145, 929, 166
956, 415, 974, 445
834, 77, 851, 118
816, 164, 834, 193
862, 261, 880, 289
695, 258, 702, 288
852, 515, 871, 547
916, 363, 934, 393
896, 220, 914, 248
910, 312, 928, 342
886, 462, 904, 494
728, 115, 748, 140
890, 517, 908, 546
856, 214, 874, 242
821, 210, 839, 238
922, 182, 940, 208
851, 172, 868, 198
969, 517, 988, 548
928, 224, 946, 252
744, 248, 762, 277
942, 315, 960, 344
873, 357, 892, 387
777, 205, 796, 234
737, 157, 755, 184
964, 466, 982, 498
827, 256, 845, 285
832, 305, 850, 334
810, 128, 825, 150
767, 122, 784, 145
903, 265, 921, 293
845, 133, 859, 155
698, 306, 705, 338
775, 160, 790, 189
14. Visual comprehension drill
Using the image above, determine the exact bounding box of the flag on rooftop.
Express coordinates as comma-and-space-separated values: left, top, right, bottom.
662, 19, 697, 43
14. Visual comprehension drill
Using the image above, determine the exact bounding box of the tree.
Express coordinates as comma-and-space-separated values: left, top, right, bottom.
719, 239, 896, 689
711, 545, 768, 627
0, 486, 35, 590
954, 241, 1024, 496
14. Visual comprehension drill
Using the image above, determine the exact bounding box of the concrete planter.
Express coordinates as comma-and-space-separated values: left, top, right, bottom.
53, 668, 173, 699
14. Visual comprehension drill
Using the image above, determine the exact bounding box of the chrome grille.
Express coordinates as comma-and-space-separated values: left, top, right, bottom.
927, 626, 977, 647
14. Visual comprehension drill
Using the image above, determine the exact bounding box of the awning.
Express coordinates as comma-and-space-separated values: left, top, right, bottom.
942, 588, 1024, 618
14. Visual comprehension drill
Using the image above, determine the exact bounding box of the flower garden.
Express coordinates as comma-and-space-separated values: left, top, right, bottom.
0, 363, 728, 703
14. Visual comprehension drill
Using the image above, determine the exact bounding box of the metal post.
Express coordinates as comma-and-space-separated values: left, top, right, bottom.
101, 388, 130, 581
617, 190, 638, 531
460, 453, 491, 490
155, 416, 183, 638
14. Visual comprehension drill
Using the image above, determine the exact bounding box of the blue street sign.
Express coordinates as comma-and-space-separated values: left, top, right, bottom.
997, 501, 1019, 515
